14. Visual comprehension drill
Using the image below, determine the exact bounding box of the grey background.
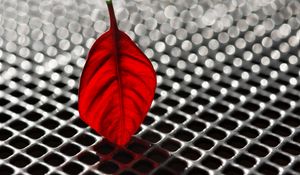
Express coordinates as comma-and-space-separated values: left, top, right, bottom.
0, 0, 300, 174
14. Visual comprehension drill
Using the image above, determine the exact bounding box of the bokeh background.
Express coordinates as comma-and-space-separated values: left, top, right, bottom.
1, 0, 300, 174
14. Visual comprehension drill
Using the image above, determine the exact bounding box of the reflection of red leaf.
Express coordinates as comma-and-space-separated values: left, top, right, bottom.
78, 1, 156, 146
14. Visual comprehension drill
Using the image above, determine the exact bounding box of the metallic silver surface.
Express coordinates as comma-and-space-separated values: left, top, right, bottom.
1, 0, 300, 174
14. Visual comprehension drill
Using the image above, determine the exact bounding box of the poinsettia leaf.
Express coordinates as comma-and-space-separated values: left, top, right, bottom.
78, 1, 156, 146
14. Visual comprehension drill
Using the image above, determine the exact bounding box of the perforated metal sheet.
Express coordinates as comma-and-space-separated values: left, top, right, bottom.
1, 0, 300, 174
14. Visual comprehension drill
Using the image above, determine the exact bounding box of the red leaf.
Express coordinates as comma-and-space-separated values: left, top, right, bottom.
78, 1, 156, 146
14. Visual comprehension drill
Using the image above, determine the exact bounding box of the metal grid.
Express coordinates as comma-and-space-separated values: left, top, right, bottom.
1, 0, 300, 174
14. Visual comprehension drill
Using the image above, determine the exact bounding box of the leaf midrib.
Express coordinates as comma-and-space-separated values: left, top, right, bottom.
108, 2, 127, 139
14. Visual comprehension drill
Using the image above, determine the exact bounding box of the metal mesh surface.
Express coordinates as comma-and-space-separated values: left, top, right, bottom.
1, 0, 300, 174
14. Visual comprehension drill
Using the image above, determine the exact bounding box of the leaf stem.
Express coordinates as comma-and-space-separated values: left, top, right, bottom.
106, 0, 118, 30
